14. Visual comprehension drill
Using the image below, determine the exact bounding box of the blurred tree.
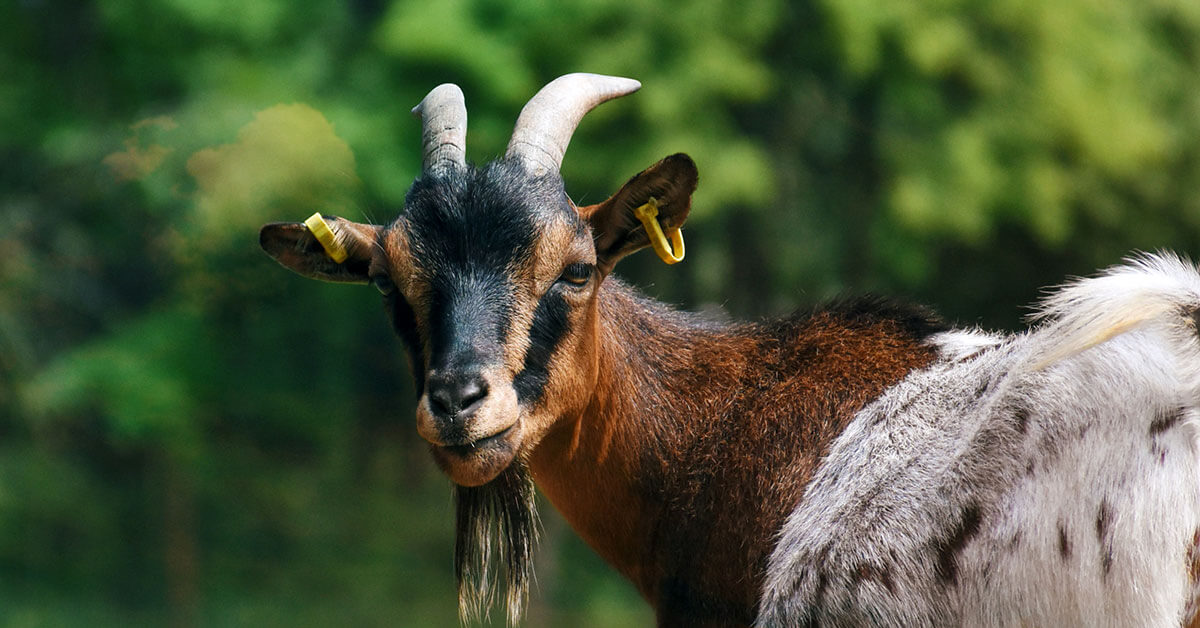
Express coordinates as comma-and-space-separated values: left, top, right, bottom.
752, 0, 1200, 327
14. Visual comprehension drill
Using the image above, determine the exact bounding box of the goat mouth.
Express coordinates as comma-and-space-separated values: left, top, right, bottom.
440, 424, 516, 456
430, 423, 520, 487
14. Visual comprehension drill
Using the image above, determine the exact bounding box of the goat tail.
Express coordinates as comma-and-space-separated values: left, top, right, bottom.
1025, 251, 1200, 372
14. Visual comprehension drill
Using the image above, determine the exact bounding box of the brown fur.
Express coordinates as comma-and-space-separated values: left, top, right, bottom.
529, 282, 940, 626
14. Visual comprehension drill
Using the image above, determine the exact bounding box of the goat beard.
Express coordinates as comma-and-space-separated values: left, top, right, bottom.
454, 461, 539, 625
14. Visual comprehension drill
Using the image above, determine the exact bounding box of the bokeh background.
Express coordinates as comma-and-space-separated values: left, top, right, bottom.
4, 0, 1200, 625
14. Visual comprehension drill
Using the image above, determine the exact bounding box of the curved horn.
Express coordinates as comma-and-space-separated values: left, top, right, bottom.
412, 83, 468, 174
505, 73, 641, 176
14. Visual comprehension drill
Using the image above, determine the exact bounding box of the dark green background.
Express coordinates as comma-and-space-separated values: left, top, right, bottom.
4, 0, 1200, 625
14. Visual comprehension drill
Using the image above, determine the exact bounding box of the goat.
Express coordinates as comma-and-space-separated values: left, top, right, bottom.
259, 73, 1200, 627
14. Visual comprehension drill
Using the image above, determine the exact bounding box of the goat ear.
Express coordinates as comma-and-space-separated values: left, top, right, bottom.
579, 153, 698, 274
259, 216, 380, 283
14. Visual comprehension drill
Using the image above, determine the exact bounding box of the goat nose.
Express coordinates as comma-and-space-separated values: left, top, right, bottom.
427, 373, 489, 420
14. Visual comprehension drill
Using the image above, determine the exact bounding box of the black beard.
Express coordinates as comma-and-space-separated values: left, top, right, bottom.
453, 462, 539, 625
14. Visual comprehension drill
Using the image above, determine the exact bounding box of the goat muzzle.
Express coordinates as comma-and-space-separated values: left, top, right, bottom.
416, 366, 523, 486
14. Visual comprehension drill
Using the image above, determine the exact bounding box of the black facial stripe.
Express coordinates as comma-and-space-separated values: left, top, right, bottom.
388, 292, 425, 395
427, 271, 513, 371
513, 288, 571, 405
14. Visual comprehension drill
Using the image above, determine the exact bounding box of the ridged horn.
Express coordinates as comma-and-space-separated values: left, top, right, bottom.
505, 73, 641, 176
412, 83, 468, 174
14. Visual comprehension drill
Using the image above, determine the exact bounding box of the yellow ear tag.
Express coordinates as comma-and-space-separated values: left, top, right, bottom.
304, 213, 349, 264
633, 197, 684, 265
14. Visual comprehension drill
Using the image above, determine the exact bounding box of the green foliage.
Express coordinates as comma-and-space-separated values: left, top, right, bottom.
4, 0, 1200, 625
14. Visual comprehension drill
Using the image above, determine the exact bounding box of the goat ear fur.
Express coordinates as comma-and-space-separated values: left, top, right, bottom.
579, 153, 698, 275
259, 216, 379, 283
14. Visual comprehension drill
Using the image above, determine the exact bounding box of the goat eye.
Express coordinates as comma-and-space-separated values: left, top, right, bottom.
371, 274, 396, 295
558, 262, 593, 287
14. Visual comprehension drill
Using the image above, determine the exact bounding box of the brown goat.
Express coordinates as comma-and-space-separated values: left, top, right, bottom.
261, 75, 1200, 627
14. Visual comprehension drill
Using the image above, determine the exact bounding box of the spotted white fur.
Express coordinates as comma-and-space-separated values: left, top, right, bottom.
758, 253, 1200, 627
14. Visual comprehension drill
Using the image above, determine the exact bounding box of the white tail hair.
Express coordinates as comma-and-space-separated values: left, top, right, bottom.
1026, 252, 1200, 370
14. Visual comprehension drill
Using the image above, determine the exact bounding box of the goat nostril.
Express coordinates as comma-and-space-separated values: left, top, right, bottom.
429, 386, 455, 417
428, 374, 489, 419
459, 379, 488, 413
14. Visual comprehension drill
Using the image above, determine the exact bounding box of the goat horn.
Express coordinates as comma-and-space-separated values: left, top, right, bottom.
505, 73, 641, 176
412, 83, 468, 174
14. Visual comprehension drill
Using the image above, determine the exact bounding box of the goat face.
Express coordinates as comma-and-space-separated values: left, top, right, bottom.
260, 75, 697, 487
384, 159, 600, 486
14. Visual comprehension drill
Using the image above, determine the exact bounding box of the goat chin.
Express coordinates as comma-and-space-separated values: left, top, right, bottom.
429, 421, 522, 488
